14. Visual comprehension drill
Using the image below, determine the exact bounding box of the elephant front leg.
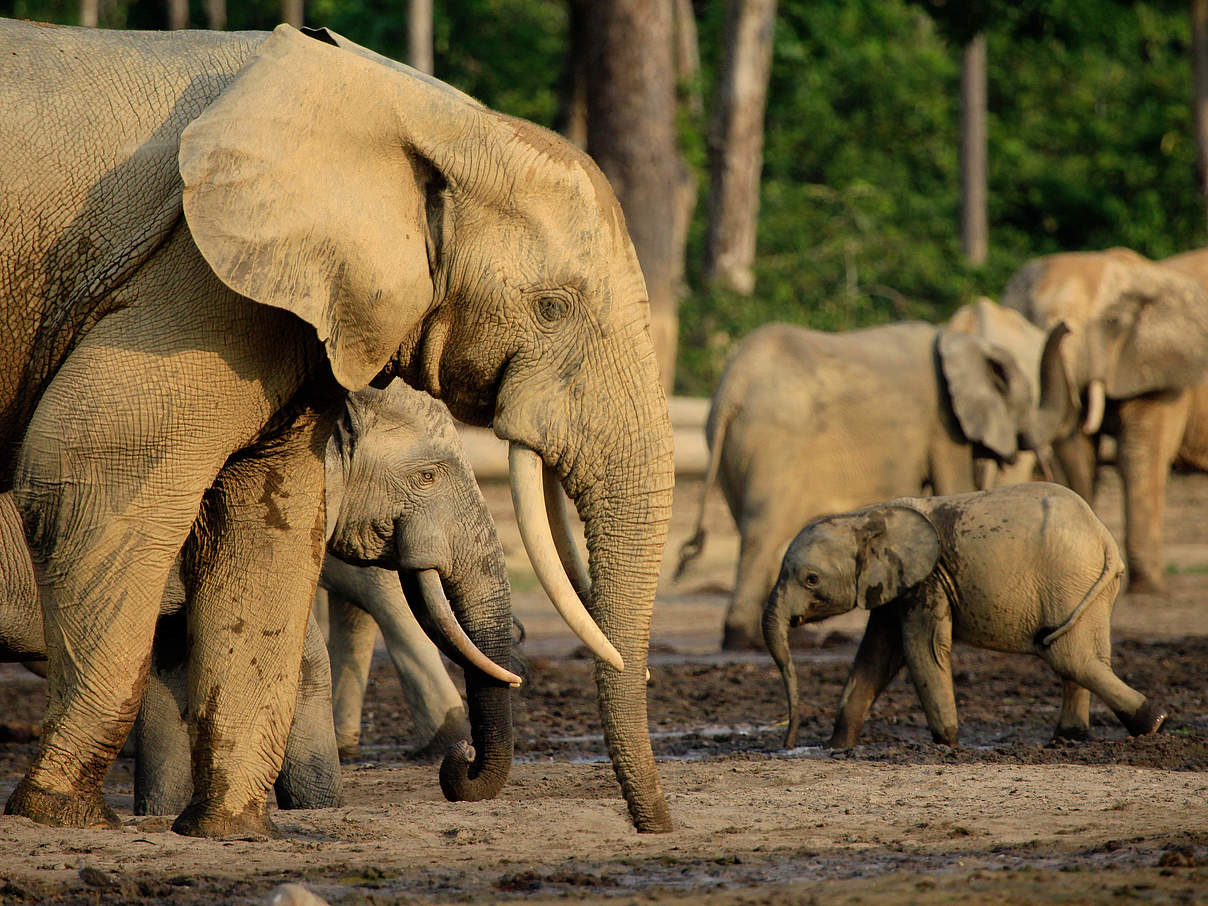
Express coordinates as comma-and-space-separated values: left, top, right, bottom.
1116, 392, 1189, 595
175, 424, 332, 838
899, 596, 958, 746
1053, 432, 1099, 505
829, 607, 905, 748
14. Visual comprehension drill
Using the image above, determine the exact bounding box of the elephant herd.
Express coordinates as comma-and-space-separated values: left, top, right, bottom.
0, 16, 1191, 842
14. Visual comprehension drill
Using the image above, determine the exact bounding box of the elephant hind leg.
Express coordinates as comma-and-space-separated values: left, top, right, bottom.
1052, 679, 1091, 741
1045, 645, 1162, 737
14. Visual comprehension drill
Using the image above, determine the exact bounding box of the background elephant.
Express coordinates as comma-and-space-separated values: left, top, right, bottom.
1002, 248, 1208, 593
676, 320, 1075, 650
764, 484, 1167, 749
1, 20, 672, 835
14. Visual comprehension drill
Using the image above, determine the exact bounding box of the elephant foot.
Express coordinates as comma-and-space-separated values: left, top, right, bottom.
1051, 724, 1091, 743
929, 726, 958, 746
4, 776, 120, 829
1121, 699, 1167, 737
721, 624, 764, 652
337, 744, 360, 764
172, 796, 278, 839
826, 727, 858, 749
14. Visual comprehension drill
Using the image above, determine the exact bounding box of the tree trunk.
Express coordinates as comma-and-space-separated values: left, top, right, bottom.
409, 0, 434, 75
960, 33, 988, 266
281, 0, 304, 28
579, 0, 681, 393
167, 0, 188, 29
703, 0, 777, 296
554, 2, 589, 148
206, 0, 226, 30
79, 0, 98, 27
1193, 0, 1208, 231
670, 0, 701, 293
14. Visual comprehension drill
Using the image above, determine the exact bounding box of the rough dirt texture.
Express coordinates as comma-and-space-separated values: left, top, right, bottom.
1, 468, 1206, 904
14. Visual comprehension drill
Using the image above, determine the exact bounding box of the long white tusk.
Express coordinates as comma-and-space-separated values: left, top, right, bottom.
509, 444, 624, 671
542, 465, 591, 598
416, 569, 522, 688
1082, 378, 1106, 435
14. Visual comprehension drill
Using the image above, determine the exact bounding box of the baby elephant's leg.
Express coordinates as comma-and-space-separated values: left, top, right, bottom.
1045, 627, 1166, 737
900, 599, 958, 746
829, 607, 904, 748
1053, 680, 1091, 740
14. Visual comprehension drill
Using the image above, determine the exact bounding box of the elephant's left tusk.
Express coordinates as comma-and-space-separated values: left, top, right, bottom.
543, 465, 591, 598
510, 444, 624, 671
1082, 379, 1106, 435
415, 569, 522, 688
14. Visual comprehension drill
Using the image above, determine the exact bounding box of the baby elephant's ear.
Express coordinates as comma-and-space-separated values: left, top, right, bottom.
854, 506, 940, 609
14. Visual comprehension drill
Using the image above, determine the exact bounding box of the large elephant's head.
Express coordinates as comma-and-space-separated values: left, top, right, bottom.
1002, 248, 1208, 434
325, 381, 516, 802
179, 25, 673, 831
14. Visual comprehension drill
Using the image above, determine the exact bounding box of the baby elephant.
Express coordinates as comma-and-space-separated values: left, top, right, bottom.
764, 483, 1167, 748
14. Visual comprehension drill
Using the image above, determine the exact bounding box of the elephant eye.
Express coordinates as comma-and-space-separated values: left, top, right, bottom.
534, 292, 570, 325
412, 468, 439, 489
803, 572, 820, 588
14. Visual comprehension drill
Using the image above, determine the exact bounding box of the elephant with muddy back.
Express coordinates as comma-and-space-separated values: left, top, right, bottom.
0, 20, 673, 835
676, 319, 1078, 650
1002, 248, 1208, 594
764, 483, 1167, 749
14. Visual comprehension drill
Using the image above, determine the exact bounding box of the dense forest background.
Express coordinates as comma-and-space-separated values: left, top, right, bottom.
4, 0, 1203, 394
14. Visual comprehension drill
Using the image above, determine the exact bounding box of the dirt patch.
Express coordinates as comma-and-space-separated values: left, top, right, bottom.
0, 468, 1206, 904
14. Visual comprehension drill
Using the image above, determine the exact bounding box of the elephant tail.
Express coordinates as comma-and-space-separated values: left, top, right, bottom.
673, 398, 732, 581
1037, 550, 1122, 647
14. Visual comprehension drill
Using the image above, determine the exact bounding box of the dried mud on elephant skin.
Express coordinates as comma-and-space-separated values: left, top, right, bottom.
0, 471, 1206, 905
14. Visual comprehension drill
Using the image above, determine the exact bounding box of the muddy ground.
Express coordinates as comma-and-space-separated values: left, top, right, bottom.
0, 467, 1206, 904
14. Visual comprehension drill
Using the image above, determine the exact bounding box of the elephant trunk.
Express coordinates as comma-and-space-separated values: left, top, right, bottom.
763, 593, 800, 749
400, 549, 514, 803
561, 364, 675, 833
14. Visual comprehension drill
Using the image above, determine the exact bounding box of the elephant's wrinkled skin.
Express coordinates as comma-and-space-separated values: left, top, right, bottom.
0, 20, 673, 835
677, 320, 1075, 650
1003, 248, 1208, 594
764, 483, 1167, 749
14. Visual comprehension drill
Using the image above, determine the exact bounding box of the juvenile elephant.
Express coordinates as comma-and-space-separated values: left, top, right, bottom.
1, 20, 673, 835
676, 320, 1076, 650
1003, 248, 1208, 593
134, 381, 518, 813
764, 483, 1168, 748
0, 382, 519, 813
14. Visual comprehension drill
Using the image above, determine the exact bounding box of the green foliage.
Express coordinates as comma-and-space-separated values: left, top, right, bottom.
5, 0, 1204, 396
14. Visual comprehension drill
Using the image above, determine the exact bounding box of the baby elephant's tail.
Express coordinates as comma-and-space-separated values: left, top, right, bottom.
673, 400, 732, 581
1036, 551, 1123, 648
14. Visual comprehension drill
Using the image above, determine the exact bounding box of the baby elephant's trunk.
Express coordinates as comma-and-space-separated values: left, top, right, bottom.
762, 594, 800, 748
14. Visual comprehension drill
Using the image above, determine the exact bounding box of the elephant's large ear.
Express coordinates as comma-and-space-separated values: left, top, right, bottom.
937, 330, 1031, 461
853, 506, 939, 609
179, 25, 476, 391
1097, 257, 1208, 398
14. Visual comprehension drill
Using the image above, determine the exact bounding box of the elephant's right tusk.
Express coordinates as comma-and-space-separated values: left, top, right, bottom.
543, 465, 591, 598
415, 569, 522, 688
510, 444, 625, 672
1082, 379, 1106, 435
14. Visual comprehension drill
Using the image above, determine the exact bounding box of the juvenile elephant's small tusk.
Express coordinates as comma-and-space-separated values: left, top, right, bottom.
416, 569, 522, 688
1082, 379, 1106, 435
510, 444, 625, 672
543, 465, 591, 598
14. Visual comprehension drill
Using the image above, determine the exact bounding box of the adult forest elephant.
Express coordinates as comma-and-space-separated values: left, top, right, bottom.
676, 320, 1076, 650
0, 20, 673, 835
1002, 248, 1208, 594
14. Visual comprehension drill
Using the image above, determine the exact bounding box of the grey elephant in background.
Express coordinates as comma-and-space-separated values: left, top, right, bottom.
1003, 248, 1208, 593
676, 320, 1077, 650
764, 483, 1168, 749
2, 18, 673, 835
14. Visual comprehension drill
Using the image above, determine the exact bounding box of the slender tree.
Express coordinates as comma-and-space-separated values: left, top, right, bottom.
578, 0, 681, 391
167, 0, 188, 29
671, 0, 702, 292
1193, 0, 1208, 230
703, 0, 777, 295
961, 33, 988, 265
207, 0, 227, 30
79, 0, 98, 26
281, 0, 303, 27
409, 0, 434, 75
